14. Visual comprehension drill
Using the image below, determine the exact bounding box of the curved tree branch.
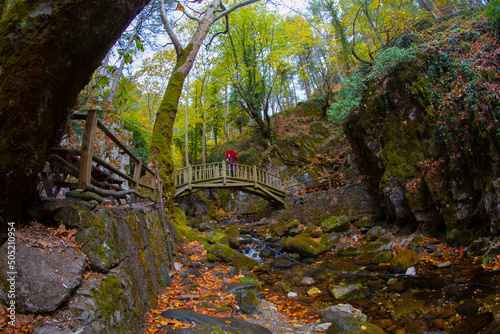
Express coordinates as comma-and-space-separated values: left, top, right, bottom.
159, 0, 182, 54
207, 14, 229, 48
176, 0, 202, 23
215, 0, 260, 21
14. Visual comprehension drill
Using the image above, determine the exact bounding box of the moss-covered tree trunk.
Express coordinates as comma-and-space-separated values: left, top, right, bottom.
0, 0, 150, 225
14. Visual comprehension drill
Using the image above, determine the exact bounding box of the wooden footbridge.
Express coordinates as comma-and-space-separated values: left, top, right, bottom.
39, 109, 359, 207
174, 162, 287, 206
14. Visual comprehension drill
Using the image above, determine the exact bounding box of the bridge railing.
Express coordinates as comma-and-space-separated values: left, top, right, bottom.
174, 161, 285, 192
42, 109, 156, 203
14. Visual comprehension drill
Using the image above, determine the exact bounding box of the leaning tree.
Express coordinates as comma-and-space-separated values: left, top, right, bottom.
0, 0, 151, 227
148, 0, 261, 201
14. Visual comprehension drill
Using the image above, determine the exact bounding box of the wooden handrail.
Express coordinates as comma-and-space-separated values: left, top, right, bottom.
59, 110, 157, 203
173, 161, 286, 192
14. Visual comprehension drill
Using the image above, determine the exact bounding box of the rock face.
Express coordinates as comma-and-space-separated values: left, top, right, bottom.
344, 20, 500, 245
17, 198, 174, 333
0, 236, 86, 313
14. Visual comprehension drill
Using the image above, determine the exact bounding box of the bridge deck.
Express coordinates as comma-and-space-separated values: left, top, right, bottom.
174, 161, 286, 205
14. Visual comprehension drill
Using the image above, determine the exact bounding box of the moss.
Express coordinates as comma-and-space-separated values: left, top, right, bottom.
92, 275, 124, 322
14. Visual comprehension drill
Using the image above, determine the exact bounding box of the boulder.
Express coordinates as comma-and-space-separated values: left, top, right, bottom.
283, 236, 327, 257
389, 249, 419, 274
366, 226, 383, 241
326, 318, 385, 334
371, 252, 392, 264
321, 216, 351, 233
0, 235, 86, 313
321, 304, 367, 322
320, 233, 340, 250
204, 231, 229, 246
272, 282, 291, 293
236, 289, 262, 314
161, 309, 272, 334
224, 226, 240, 249
205, 244, 257, 271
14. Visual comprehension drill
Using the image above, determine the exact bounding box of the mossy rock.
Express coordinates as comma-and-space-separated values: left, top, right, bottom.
321, 216, 351, 233
366, 226, 383, 241
272, 282, 291, 293
270, 219, 299, 237
330, 282, 369, 300
235, 289, 261, 314
283, 236, 327, 257
320, 233, 340, 250
326, 318, 385, 334
371, 252, 392, 264
224, 226, 240, 249
354, 217, 376, 228
389, 249, 419, 274
205, 244, 257, 271
204, 231, 229, 246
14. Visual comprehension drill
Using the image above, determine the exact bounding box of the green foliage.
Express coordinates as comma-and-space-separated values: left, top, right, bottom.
486, 0, 500, 36
327, 47, 416, 125
327, 73, 366, 125
368, 47, 416, 80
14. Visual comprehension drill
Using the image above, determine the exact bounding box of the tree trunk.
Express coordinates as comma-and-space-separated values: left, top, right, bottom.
185, 76, 190, 167
0, 0, 150, 225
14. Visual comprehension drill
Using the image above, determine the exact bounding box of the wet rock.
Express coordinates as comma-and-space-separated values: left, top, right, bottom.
321, 216, 351, 233
389, 249, 419, 274
271, 258, 293, 268
404, 319, 429, 333
161, 309, 272, 334
287, 292, 298, 298
449, 312, 493, 334
330, 283, 369, 300
373, 319, 393, 329
326, 318, 385, 334
0, 242, 86, 313
321, 304, 367, 322
434, 261, 452, 268
367, 280, 384, 292
455, 300, 479, 316
236, 289, 262, 314
337, 239, 392, 255
283, 236, 327, 257
438, 307, 456, 319
307, 287, 322, 296
272, 282, 291, 293
320, 233, 340, 250
289, 227, 304, 236
224, 283, 261, 295
258, 248, 273, 259
205, 244, 257, 271
299, 277, 315, 286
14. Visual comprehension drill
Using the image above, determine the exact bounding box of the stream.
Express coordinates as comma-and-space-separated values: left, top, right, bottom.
225, 219, 500, 333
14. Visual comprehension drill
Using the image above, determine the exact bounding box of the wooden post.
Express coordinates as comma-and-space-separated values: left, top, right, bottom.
131, 159, 142, 203
222, 160, 227, 185
188, 165, 192, 190
253, 165, 257, 186
79, 109, 98, 189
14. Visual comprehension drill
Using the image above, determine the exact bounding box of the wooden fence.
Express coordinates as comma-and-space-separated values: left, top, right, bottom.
40, 109, 156, 204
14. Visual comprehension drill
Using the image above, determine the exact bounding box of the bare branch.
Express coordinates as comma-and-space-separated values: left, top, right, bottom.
159, 0, 182, 55
206, 14, 229, 48
215, 0, 260, 21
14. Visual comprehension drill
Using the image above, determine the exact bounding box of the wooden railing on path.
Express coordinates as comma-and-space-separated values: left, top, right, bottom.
40, 109, 156, 204
174, 161, 286, 205
286, 169, 361, 196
